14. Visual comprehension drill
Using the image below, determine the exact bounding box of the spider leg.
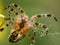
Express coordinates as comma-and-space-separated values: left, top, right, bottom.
31, 28, 37, 36
35, 22, 48, 35
26, 34, 35, 45
31, 14, 57, 21
4, 3, 25, 16
0, 17, 14, 32
0, 20, 10, 31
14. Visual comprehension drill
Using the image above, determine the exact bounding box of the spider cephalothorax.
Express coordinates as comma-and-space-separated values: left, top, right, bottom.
0, 3, 57, 45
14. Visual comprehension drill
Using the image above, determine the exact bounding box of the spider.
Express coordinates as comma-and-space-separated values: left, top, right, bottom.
0, 3, 57, 45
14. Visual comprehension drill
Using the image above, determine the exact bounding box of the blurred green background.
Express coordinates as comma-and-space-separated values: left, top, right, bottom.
0, 0, 60, 45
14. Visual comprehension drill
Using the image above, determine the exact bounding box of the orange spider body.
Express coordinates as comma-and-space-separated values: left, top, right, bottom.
9, 15, 33, 42
13, 15, 30, 34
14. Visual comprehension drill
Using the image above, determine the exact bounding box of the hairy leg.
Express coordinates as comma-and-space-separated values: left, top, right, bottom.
31, 14, 57, 21
26, 33, 35, 45
35, 22, 48, 35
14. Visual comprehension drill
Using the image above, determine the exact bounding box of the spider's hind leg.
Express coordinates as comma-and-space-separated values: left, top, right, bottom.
35, 22, 48, 35
31, 28, 37, 36
27, 34, 35, 45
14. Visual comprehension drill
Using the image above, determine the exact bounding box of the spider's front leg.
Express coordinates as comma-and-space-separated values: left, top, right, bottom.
0, 21, 9, 31
26, 33, 35, 45
0, 17, 13, 32
4, 3, 25, 16
35, 22, 48, 35
31, 14, 57, 21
